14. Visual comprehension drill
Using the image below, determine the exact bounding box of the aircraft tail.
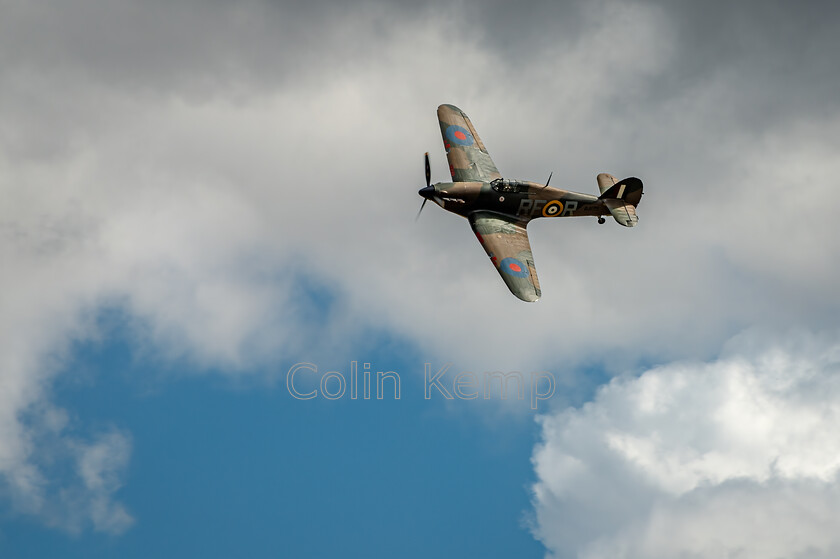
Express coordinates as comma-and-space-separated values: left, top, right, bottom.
596, 173, 618, 196
597, 174, 643, 227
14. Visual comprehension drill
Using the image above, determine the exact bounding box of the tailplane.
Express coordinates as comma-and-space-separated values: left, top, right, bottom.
596, 173, 643, 227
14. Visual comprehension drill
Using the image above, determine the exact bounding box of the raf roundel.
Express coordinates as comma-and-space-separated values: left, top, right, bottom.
445, 125, 474, 147
499, 257, 529, 278
542, 200, 564, 217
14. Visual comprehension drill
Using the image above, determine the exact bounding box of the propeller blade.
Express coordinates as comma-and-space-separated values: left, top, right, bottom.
418, 152, 433, 221
415, 198, 428, 221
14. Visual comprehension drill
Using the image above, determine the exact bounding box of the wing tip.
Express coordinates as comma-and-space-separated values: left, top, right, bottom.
437, 103, 463, 115
511, 286, 541, 303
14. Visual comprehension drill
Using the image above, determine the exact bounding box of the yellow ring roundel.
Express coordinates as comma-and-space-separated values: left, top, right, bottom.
542, 200, 564, 217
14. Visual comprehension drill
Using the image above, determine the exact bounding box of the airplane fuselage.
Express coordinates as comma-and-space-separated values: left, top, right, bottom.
430, 179, 606, 223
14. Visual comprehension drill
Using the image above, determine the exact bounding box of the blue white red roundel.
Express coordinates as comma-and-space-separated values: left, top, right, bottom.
445, 125, 474, 146
499, 257, 529, 278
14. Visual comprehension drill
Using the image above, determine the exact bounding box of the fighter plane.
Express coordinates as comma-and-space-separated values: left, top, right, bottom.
417, 104, 643, 302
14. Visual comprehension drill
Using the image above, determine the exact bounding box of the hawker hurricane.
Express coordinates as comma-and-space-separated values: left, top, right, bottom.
417, 104, 643, 302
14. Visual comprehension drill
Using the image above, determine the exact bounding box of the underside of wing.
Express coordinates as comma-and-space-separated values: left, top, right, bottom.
469, 212, 541, 302
438, 104, 502, 183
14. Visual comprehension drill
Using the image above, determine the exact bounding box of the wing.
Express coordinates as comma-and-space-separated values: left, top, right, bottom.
438, 104, 502, 183
469, 212, 541, 302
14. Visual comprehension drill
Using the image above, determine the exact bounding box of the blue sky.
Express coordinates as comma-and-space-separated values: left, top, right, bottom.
2, 1, 840, 558
1, 316, 546, 558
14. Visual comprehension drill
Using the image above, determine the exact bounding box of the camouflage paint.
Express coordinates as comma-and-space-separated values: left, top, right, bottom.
422, 104, 643, 302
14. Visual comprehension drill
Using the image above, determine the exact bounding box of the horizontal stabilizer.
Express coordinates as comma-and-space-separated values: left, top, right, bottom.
596, 173, 618, 195
604, 198, 639, 227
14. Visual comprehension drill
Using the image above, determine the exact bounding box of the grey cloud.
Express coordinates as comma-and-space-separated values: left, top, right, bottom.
0, 0, 438, 96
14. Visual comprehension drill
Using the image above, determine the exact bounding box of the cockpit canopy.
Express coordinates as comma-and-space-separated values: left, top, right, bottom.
490, 178, 526, 193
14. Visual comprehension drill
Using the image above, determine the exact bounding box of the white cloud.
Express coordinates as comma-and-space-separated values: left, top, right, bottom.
530, 330, 840, 558
0, 403, 134, 535
72, 430, 134, 534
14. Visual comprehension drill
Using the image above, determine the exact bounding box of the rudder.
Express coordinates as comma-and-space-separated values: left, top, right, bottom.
599, 176, 643, 206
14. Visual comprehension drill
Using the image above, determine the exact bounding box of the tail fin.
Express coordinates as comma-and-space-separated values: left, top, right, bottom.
597, 174, 644, 227
598, 176, 643, 205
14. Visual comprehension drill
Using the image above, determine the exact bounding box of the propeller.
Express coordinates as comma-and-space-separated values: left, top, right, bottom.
416, 152, 434, 221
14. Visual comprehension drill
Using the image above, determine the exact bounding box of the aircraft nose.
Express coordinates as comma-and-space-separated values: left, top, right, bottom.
418, 185, 435, 199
